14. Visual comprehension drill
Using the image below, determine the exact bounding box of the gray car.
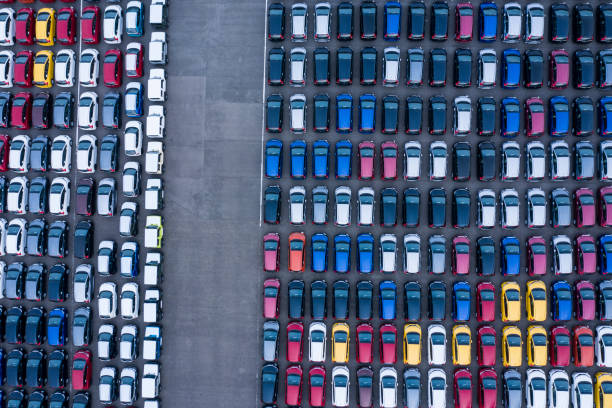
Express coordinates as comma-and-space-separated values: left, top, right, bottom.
503, 369, 522, 408
262, 320, 279, 362
574, 141, 594, 180
403, 369, 420, 408
312, 186, 328, 225
550, 188, 571, 227
600, 140, 612, 180
599, 280, 612, 320
72, 307, 92, 346
428, 235, 446, 274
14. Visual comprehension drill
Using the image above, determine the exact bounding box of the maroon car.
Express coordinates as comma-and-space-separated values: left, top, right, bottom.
599, 186, 612, 226
549, 50, 570, 89
285, 365, 302, 407
56, 7, 77, 45
455, 3, 473, 41
356, 366, 373, 408
525, 97, 545, 137
81, 6, 100, 44
477, 326, 496, 366
0, 135, 9, 172
575, 280, 596, 321
380, 141, 398, 180
476, 282, 495, 322
263, 278, 280, 319
11, 92, 32, 130
575, 234, 597, 274
14, 50, 33, 88
379, 324, 397, 364
550, 325, 571, 367
478, 369, 497, 408
574, 188, 596, 227
32, 92, 51, 129
452, 236, 470, 275
454, 369, 473, 408
75, 177, 95, 216
358, 141, 375, 180
286, 322, 303, 363
309, 366, 326, 407
263, 233, 280, 272
15, 8, 34, 45
526, 236, 547, 276
103, 49, 123, 88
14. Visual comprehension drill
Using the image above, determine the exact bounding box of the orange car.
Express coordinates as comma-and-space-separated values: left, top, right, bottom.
288, 232, 306, 272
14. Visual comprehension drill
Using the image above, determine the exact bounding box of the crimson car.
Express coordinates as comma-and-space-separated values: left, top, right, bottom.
455, 3, 473, 41
575, 280, 596, 321
573, 325, 594, 367
358, 141, 375, 180
285, 365, 302, 407
71, 350, 92, 390
574, 188, 596, 227
15, 8, 34, 45
476, 282, 495, 322
452, 236, 470, 275
356, 323, 373, 364
599, 186, 612, 226
454, 369, 473, 408
263, 233, 279, 272
286, 322, 303, 363
263, 278, 280, 319
550, 325, 571, 366
309, 366, 326, 407
80, 6, 100, 44
478, 369, 497, 408
56, 7, 77, 45
14, 50, 33, 88
549, 50, 570, 88
11, 92, 31, 130
526, 236, 547, 276
0, 134, 8, 171
525, 97, 545, 137
381, 141, 397, 180
477, 326, 496, 366
103, 50, 122, 88
379, 324, 397, 364
575, 234, 597, 274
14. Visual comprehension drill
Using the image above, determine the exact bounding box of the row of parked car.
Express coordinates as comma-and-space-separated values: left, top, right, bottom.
268, 1, 610, 45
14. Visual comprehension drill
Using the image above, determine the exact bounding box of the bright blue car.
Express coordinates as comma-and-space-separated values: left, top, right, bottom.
452, 282, 471, 321
599, 235, 612, 274
549, 96, 569, 136
501, 97, 520, 137
359, 94, 376, 133
126, 1, 145, 37
334, 234, 351, 273
47, 307, 67, 346
357, 233, 374, 273
311, 233, 328, 273
312, 140, 329, 179
384, 1, 401, 40
290, 140, 306, 179
501, 237, 520, 275
264, 139, 282, 179
379, 280, 397, 320
551, 281, 572, 321
502, 49, 521, 88
599, 96, 612, 137
335, 140, 352, 179
336, 94, 353, 133
479, 3, 497, 41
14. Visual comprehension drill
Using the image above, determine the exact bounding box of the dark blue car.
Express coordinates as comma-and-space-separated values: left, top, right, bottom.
479, 2, 497, 41
359, 94, 376, 133
551, 281, 572, 321
290, 140, 306, 179
549, 96, 569, 136
264, 139, 282, 179
336, 94, 353, 133
311, 233, 328, 273
599, 235, 612, 274
502, 49, 521, 88
500, 97, 520, 137
312, 140, 329, 179
384, 1, 401, 40
47, 307, 67, 346
501, 237, 520, 276
599, 96, 612, 137
334, 234, 351, 273
452, 282, 471, 321
379, 280, 397, 320
335, 140, 352, 179
357, 233, 374, 273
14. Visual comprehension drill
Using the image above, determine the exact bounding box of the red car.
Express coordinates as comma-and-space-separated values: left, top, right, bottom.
309, 366, 326, 407
550, 325, 571, 367
477, 326, 496, 366
379, 324, 397, 364
0, 135, 8, 171
56, 7, 77, 45
549, 50, 570, 89
574, 188, 596, 227
380, 141, 397, 180
15, 8, 34, 45
80, 6, 100, 44
286, 322, 303, 363
573, 326, 594, 367
263, 233, 279, 272
476, 282, 495, 322
14, 50, 33, 88
285, 365, 303, 407
358, 141, 375, 180
452, 236, 470, 275
263, 278, 280, 319
575, 234, 597, 274
71, 350, 92, 390
599, 186, 612, 226
525, 97, 545, 137
455, 3, 473, 41
575, 280, 596, 320
454, 369, 473, 408
125, 43, 144, 78
288, 232, 306, 272
356, 323, 373, 364
526, 236, 547, 276
11, 92, 32, 130
478, 369, 497, 408
103, 49, 123, 88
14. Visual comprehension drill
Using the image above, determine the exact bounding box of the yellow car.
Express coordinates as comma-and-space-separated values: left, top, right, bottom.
595, 372, 612, 408
526, 325, 548, 366
331, 322, 350, 363
36, 8, 56, 46
501, 281, 521, 322
526, 280, 547, 321
403, 324, 421, 365
452, 325, 471, 366
33, 51, 54, 89
145, 215, 164, 249
502, 326, 522, 367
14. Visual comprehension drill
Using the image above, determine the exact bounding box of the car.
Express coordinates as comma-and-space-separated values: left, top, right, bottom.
14, 50, 32, 88
552, 235, 573, 275
551, 281, 573, 321
452, 282, 471, 322
56, 7, 76, 45
71, 349, 91, 390
477, 326, 496, 366
429, 49, 447, 87
308, 366, 326, 408
118, 325, 138, 362
453, 97, 471, 136
96, 177, 116, 217
527, 325, 548, 366
525, 142, 546, 181
289, 47, 305, 87
503, 326, 523, 367
103, 5, 122, 44
599, 280, 612, 319
550, 144, 570, 181
79, 49, 99, 87
455, 3, 473, 41
600, 235, 612, 275
524, 49, 544, 88
550, 188, 571, 227
289, 94, 306, 133
120, 282, 139, 320
379, 367, 398, 408
355, 367, 373, 408
310, 233, 328, 273
331, 365, 350, 407
380, 280, 397, 320
356, 234, 373, 274
477, 142, 496, 182
405, 96, 423, 135
357, 281, 373, 320
526, 280, 547, 321
403, 235, 420, 275
478, 49, 497, 88
335, 47, 353, 85
575, 234, 596, 275
262, 233, 280, 273
382, 47, 399, 86
97, 324, 116, 361
309, 282, 325, 321
525, 369, 547, 408
602, 5, 612, 43
288, 232, 305, 272
262, 322, 279, 363
502, 49, 521, 88
313, 48, 329, 85
81, 5, 100, 44
15, 8, 34, 46
11, 92, 32, 129
501, 281, 521, 321
452, 325, 471, 365
380, 188, 398, 226
571, 373, 593, 408
429, 141, 447, 180
572, 98, 594, 138
98, 282, 117, 320
0, 50, 13, 88
524, 97, 544, 137
549, 370, 570, 408
52, 92, 73, 129
335, 140, 352, 178
402, 324, 420, 365
334, 234, 350, 273
575, 50, 595, 89
47, 220, 67, 258
119, 367, 137, 405
122, 161, 140, 197
429, 97, 448, 137
477, 282, 495, 322
501, 98, 520, 137
550, 326, 571, 366
6, 305, 24, 343
48, 177, 70, 215
451, 236, 470, 275
428, 369, 447, 408
9, 135, 30, 172
597, 326, 612, 367
119, 241, 139, 278
573, 327, 595, 367
526, 189, 547, 229
35, 8, 53, 46
267, 48, 284, 86
524, 3, 545, 43
285, 321, 303, 363
25, 263, 45, 300
428, 235, 446, 275
284, 365, 302, 407
309, 322, 326, 362
99, 366, 117, 404
124, 43, 144, 79
406, 1, 425, 40
573, 141, 594, 182
360, 47, 376, 85
479, 2, 497, 41
500, 189, 519, 229
404, 141, 421, 180
550, 50, 570, 88
503, 3, 522, 42
573, 188, 595, 228
6, 218, 27, 257
406, 48, 424, 87
32, 93, 51, 130
429, 281, 446, 321
0, 93, 9, 128
454, 369, 472, 408
575, 3, 594, 43
431, 1, 449, 40
102, 93, 121, 129
549, 3, 569, 42
47, 264, 67, 302
478, 189, 496, 228
25, 218, 45, 256
125, 1, 144, 37
595, 372, 612, 408
357, 188, 374, 226
426, 324, 446, 365
502, 370, 522, 408
103, 50, 122, 88
78, 92, 98, 130
47, 349, 67, 388
403, 188, 420, 227
6, 348, 25, 386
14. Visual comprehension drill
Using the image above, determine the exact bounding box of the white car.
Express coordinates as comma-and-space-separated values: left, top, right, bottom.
123, 162, 141, 197
119, 202, 138, 237
428, 324, 447, 365
552, 235, 573, 275
49, 177, 71, 215
73, 264, 93, 303
0, 220, 6, 256
5, 218, 26, 255
379, 367, 398, 408
97, 241, 116, 276
478, 189, 496, 228
9, 135, 30, 172
120, 242, 138, 277
77, 135, 97, 173
550, 140, 570, 180
525, 141, 546, 180
55, 49, 75, 87
126, 42, 143, 76
314, 2, 331, 41
500, 188, 519, 229
524, 3, 545, 43
526, 369, 547, 408
380, 234, 397, 273
289, 94, 306, 133
144, 252, 162, 286
357, 187, 374, 226
404, 141, 421, 180
125, 82, 142, 115
143, 289, 162, 323
145, 179, 164, 211
7, 177, 29, 214
145, 142, 164, 175
97, 178, 116, 216
99, 366, 117, 404
0, 9, 15, 46
97, 324, 116, 361
453, 96, 472, 135
383, 46, 400, 86
403, 234, 420, 274
289, 185, 306, 224
289, 47, 306, 86
600, 140, 612, 180
501, 141, 521, 180
50, 135, 72, 173
571, 372, 593, 408
126, 1, 144, 36
0, 50, 13, 87
142, 363, 160, 399
143, 325, 162, 361
331, 365, 350, 407
120, 325, 138, 361
526, 188, 547, 228
308, 321, 326, 362
125, 121, 143, 156
503, 3, 523, 42
548, 369, 570, 408
78, 92, 98, 130
98, 282, 117, 319
596, 326, 612, 367
335, 186, 351, 226
148, 32, 167, 65
429, 141, 447, 180
119, 367, 137, 405
147, 69, 167, 101
104, 6, 123, 44
121, 282, 139, 320
428, 369, 447, 408
478, 49, 497, 88
291, 3, 307, 42
79, 49, 99, 87
146, 105, 165, 138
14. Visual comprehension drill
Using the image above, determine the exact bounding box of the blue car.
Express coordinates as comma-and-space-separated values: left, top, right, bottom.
384, 1, 401, 40
452, 282, 471, 321
312, 140, 329, 179
126, 2, 145, 37
551, 281, 573, 321
125, 83, 144, 117
359, 94, 376, 133
500, 97, 520, 137
334, 234, 351, 273
379, 280, 397, 320
311, 233, 328, 273
264, 139, 282, 179
335, 140, 352, 179
121, 242, 139, 277
502, 49, 521, 88
357, 233, 374, 273
47, 307, 67, 346
479, 2, 497, 41
549, 96, 569, 137
336, 94, 353, 133
290, 140, 306, 179
599, 96, 612, 137
501, 237, 520, 276
599, 235, 612, 274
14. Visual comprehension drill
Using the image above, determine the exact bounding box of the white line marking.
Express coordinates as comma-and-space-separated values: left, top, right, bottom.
258, 0, 270, 227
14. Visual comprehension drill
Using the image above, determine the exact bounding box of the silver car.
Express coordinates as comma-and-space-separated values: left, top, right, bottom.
383, 47, 400, 86
501, 141, 521, 180
575, 141, 594, 180
289, 94, 306, 133
119, 367, 138, 405
428, 235, 446, 274
379, 234, 397, 273
262, 320, 279, 362
500, 188, 520, 229
526, 188, 547, 228
314, 2, 331, 41
526, 141, 546, 180
453, 96, 471, 135
406, 48, 424, 87
404, 141, 421, 180
403, 234, 420, 274
99, 366, 117, 405
358, 187, 375, 226
289, 47, 306, 86
428, 324, 447, 365
120, 325, 138, 361
73, 264, 93, 303
503, 3, 522, 42
478, 49, 497, 88
50, 135, 72, 173
97, 178, 116, 216
334, 186, 351, 226
429, 141, 447, 180
478, 189, 496, 228
291, 3, 308, 42
312, 186, 328, 224
122, 162, 141, 197
97, 324, 115, 361
332, 365, 350, 407
289, 185, 306, 224
550, 140, 570, 180
524, 3, 545, 43
600, 140, 612, 180
552, 235, 573, 275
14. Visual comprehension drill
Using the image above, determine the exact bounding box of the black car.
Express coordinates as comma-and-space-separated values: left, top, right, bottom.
53, 92, 74, 129
478, 141, 497, 181
574, 3, 594, 43
336, 47, 353, 85
407, 1, 425, 40
431, 1, 449, 40
428, 281, 446, 320
48, 221, 68, 258
288, 279, 304, 319
32, 92, 52, 129
6, 350, 25, 386
267, 3, 284, 40
357, 280, 373, 320
452, 189, 471, 228
263, 185, 281, 224
267, 47, 284, 85
452, 142, 471, 181
29, 136, 48, 173
0, 92, 11, 127
360, 47, 377, 85
72, 307, 91, 347
50, 391, 69, 408
573, 96, 594, 136
47, 264, 68, 302
333, 280, 349, 319
404, 281, 421, 321
428, 188, 446, 228
25, 263, 45, 301
25, 307, 45, 345
403, 188, 420, 227
313, 47, 329, 85
381, 95, 399, 134
337, 2, 353, 40
574, 50, 595, 89
26, 348, 45, 387
477, 236, 496, 276
454, 49, 472, 87
72, 393, 90, 408
550, 3, 570, 42
429, 96, 446, 135
5, 262, 25, 300
102, 92, 121, 129
309, 280, 326, 319
360, 1, 377, 40
405, 96, 422, 135
47, 349, 67, 388
598, 3, 612, 42
6, 306, 25, 344
261, 363, 279, 405
313, 94, 329, 132
74, 220, 93, 259
429, 49, 447, 86
29, 390, 47, 408
265, 94, 282, 133
380, 188, 397, 227
26, 218, 47, 257
99, 134, 118, 172
476, 97, 496, 136
523, 49, 544, 88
